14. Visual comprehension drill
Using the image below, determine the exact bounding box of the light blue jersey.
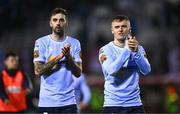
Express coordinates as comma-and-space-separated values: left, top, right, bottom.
99, 41, 151, 107
33, 35, 82, 107
73, 74, 91, 106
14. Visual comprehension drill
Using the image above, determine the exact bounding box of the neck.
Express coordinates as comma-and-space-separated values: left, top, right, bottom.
113, 39, 125, 48
5, 68, 18, 77
51, 31, 65, 41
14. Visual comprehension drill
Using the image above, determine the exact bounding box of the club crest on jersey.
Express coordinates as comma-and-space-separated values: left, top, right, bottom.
100, 55, 107, 63
34, 50, 39, 58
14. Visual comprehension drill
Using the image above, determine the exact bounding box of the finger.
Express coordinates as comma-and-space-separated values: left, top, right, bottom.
128, 41, 137, 44
128, 43, 136, 46
129, 37, 137, 42
128, 42, 137, 46
62, 47, 69, 52
64, 46, 70, 50
128, 41, 138, 45
128, 45, 137, 48
128, 41, 137, 45
62, 48, 68, 54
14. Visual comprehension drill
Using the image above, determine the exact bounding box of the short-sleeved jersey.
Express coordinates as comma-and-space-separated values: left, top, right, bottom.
99, 41, 149, 107
33, 35, 82, 107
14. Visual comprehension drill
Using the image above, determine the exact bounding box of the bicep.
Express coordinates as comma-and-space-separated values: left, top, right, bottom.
33, 40, 46, 63
73, 41, 82, 63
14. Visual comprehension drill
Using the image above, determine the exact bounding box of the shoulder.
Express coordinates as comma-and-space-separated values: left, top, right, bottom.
35, 35, 50, 44
67, 36, 80, 44
99, 42, 112, 55
138, 45, 145, 51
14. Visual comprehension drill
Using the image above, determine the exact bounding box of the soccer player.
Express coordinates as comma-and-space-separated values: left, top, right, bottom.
73, 73, 91, 113
0, 52, 32, 113
33, 8, 82, 113
99, 15, 151, 113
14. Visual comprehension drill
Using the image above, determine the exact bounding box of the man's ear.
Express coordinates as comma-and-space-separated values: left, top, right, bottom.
111, 27, 114, 34
49, 21, 52, 27
128, 27, 132, 35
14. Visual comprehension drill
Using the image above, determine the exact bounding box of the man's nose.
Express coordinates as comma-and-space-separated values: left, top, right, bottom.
57, 21, 60, 24
119, 27, 123, 32
56, 22, 60, 26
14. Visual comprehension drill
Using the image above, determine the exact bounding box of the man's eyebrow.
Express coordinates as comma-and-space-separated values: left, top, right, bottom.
114, 25, 120, 28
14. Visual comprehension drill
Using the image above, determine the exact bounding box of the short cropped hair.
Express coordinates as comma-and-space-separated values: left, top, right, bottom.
5, 51, 18, 60
112, 15, 130, 22
50, 8, 68, 18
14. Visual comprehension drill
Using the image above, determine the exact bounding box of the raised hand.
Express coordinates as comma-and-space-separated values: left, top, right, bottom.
127, 36, 138, 52
61, 43, 71, 57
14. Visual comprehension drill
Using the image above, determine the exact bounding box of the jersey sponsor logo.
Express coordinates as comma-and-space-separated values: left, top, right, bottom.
34, 50, 39, 58
48, 56, 60, 70
48, 56, 56, 62
6, 86, 21, 93
100, 55, 107, 63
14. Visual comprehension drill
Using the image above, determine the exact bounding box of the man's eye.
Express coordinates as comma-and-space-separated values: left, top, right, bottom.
53, 19, 57, 22
122, 25, 127, 28
60, 19, 65, 22
115, 26, 119, 29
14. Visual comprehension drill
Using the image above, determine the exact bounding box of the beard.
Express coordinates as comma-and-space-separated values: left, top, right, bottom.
53, 27, 64, 37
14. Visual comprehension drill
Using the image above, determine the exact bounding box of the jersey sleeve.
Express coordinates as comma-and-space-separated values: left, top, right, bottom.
99, 46, 131, 75
33, 39, 46, 63
73, 40, 82, 63
133, 45, 151, 75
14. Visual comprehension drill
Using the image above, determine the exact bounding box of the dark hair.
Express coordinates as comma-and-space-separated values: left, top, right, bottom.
50, 8, 68, 18
112, 15, 130, 22
4, 51, 18, 60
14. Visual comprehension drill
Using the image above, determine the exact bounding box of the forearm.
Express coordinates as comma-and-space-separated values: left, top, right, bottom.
34, 53, 64, 76
66, 56, 82, 77
104, 49, 131, 75
133, 52, 151, 75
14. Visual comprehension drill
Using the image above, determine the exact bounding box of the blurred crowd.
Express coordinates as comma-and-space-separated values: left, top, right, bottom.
0, 0, 180, 113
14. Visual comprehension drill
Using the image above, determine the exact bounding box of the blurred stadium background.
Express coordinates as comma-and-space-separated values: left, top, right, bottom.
0, 0, 180, 113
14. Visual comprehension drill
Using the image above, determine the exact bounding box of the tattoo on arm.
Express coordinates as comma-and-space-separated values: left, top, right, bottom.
66, 56, 82, 77
34, 60, 57, 77
34, 53, 65, 76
